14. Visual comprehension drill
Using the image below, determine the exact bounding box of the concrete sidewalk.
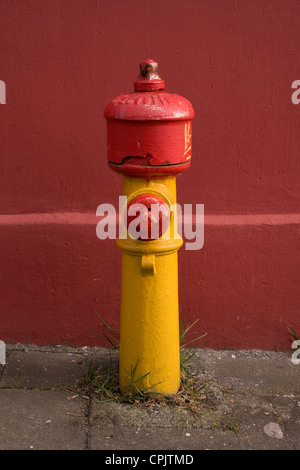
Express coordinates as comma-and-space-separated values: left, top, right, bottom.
0, 343, 299, 450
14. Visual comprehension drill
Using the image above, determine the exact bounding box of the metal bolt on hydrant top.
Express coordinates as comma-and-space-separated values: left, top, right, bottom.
104, 59, 195, 395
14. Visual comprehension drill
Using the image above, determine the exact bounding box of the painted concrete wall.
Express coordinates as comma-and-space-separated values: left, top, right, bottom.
0, 0, 299, 349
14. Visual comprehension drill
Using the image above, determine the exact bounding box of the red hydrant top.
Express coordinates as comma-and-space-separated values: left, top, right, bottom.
104, 59, 194, 122
104, 60, 195, 177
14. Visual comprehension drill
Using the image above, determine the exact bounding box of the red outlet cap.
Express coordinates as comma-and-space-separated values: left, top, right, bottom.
126, 194, 170, 241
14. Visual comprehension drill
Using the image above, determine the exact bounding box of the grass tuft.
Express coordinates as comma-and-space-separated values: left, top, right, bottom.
95, 311, 119, 349
288, 327, 300, 347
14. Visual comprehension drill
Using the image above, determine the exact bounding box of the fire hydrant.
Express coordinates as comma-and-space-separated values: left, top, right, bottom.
104, 60, 194, 395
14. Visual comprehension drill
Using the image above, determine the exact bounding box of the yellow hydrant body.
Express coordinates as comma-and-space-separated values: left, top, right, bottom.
118, 176, 182, 394
104, 60, 194, 395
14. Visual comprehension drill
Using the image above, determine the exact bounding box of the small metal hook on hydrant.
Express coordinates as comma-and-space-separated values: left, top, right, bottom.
104, 59, 195, 395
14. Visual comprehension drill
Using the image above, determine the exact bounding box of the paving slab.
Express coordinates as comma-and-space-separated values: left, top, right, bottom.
89, 424, 243, 451
88, 391, 297, 450
89, 424, 295, 451
194, 349, 300, 396
0, 349, 86, 389
0, 344, 299, 450
0, 389, 87, 450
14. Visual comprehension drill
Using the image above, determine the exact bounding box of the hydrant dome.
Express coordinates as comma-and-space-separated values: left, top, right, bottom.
103, 91, 195, 122
104, 59, 194, 121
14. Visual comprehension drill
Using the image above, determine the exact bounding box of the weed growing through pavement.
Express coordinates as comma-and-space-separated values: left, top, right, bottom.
288, 327, 300, 348
82, 312, 208, 415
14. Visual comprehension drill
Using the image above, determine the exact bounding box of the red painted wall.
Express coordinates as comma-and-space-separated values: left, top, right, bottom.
0, 0, 299, 349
